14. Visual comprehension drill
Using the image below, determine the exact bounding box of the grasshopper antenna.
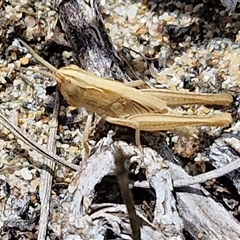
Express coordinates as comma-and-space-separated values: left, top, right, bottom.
18, 38, 57, 73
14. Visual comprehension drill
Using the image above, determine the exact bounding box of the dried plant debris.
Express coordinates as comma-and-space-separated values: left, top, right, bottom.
49, 134, 184, 239
221, 0, 240, 11
210, 133, 240, 194
0, 0, 240, 239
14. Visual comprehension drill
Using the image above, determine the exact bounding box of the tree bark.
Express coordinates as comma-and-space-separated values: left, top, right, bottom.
58, 0, 134, 82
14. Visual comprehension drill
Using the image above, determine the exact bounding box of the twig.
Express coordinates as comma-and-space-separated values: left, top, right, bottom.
18, 39, 57, 72
115, 148, 141, 240
173, 158, 240, 187
0, 112, 78, 171
122, 46, 158, 61
20, 75, 35, 88
37, 91, 60, 240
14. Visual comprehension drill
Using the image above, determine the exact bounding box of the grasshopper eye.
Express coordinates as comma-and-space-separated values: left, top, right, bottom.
57, 77, 77, 95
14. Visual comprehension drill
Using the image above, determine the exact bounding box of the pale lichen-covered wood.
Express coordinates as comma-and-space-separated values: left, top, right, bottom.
170, 162, 240, 240
220, 0, 240, 10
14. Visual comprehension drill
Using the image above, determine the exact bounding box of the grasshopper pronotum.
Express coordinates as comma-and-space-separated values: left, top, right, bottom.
18, 39, 233, 151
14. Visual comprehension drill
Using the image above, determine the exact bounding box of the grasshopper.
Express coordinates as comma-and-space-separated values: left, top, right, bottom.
18, 39, 233, 150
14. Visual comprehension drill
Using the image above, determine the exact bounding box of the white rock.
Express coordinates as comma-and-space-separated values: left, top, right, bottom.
15, 168, 33, 181
220, 0, 240, 10
126, 5, 138, 20
114, 6, 126, 17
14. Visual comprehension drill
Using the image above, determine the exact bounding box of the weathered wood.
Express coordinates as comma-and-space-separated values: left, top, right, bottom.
58, 0, 135, 82
170, 162, 240, 240
57, 135, 184, 239
37, 91, 60, 240
209, 133, 240, 195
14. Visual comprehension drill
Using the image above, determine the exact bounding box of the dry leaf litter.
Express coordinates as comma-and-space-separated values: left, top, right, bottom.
0, 0, 240, 239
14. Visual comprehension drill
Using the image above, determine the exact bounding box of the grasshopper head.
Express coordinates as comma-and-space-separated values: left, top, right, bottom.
55, 65, 88, 107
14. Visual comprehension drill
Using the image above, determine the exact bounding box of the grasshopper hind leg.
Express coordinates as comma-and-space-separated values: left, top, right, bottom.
82, 113, 93, 161
135, 127, 144, 159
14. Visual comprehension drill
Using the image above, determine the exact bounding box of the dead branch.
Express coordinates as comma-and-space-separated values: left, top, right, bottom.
37, 91, 60, 240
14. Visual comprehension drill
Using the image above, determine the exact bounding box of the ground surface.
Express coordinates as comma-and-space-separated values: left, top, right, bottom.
0, 0, 240, 239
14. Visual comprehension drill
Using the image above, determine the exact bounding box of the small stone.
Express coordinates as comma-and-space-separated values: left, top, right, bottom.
152, 15, 159, 24
15, 168, 33, 181
11, 52, 17, 60
11, 91, 19, 98
148, 23, 161, 37
24, 16, 36, 28
126, 5, 138, 19
201, 106, 211, 114
163, 36, 169, 43
61, 144, 70, 149
62, 51, 71, 59
67, 146, 80, 153
114, 6, 127, 17
192, 3, 204, 13
16, 12, 23, 20
30, 178, 40, 190
132, 60, 145, 72
34, 84, 46, 99
68, 106, 77, 111
20, 57, 29, 65
159, 13, 172, 22
42, 116, 51, 124
184, 4, 193, 13
56, 169, 64, 179
137, 26, 147, 35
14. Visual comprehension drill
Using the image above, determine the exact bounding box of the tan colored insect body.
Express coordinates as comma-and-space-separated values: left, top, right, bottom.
19, 39, 233, 148
56, 65, 169, 117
